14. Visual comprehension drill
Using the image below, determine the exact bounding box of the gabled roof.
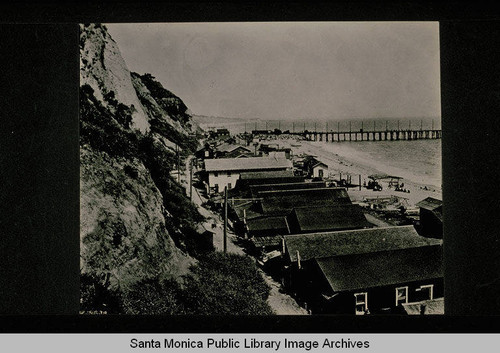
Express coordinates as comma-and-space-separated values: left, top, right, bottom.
285, 225, 442, 263
315, 245, 443, 292
289, 204, 372, 233
205, 156, 292, 172
216, 143, 251, 153
416, 197, 443, 211
312, 162, 328, 169
260, 187, 351, 215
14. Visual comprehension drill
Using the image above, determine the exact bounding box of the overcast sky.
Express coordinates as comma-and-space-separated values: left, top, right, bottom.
107, 22, 440, 121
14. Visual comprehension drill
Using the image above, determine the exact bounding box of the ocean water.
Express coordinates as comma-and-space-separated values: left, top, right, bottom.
198, 117, 442, 189
315, 139, 442, 189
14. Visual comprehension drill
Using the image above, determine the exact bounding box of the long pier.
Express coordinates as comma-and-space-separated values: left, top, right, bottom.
251, 129, 442, 142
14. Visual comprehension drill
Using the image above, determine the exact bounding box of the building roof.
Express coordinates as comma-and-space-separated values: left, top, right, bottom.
288, 204, 372, 233
402, 298, 444, 315
240, 170, 296, 180
251, 236, 284, 249
315, 245, 443, 292
216, 143, 251, 153
285, 225, 442, 263
249, 181, 327, 198
416, 197, 443, 211
247, 216, 290, 234
312, 162, 329, 169
205, 156, 292, 172
260, 187, 351, 215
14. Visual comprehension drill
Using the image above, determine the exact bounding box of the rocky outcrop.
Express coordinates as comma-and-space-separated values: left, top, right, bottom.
80, 147, 194, 292
79, 24, 201, 299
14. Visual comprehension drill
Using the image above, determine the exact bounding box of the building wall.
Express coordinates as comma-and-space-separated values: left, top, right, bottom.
208, 171, 241, 192
312, 165, 328, 178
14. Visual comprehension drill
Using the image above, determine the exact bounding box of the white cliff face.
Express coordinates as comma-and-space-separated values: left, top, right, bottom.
80, 24, 150, 133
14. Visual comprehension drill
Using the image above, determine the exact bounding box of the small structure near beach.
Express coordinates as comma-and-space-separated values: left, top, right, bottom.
415, 197, 443, 238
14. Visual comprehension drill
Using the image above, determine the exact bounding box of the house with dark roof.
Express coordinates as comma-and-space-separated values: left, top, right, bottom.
416, 197, 443, 238
308, 245, 443, 314
282, 225, 442, 310
203, 156, 292, 194
229, 186, 363, 246
303, 155, 329, 179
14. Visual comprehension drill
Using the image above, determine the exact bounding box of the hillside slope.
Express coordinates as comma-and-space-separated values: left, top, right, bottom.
79, 24, 202, 311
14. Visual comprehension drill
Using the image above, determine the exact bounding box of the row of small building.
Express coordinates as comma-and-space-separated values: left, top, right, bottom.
197, 135, 443, 315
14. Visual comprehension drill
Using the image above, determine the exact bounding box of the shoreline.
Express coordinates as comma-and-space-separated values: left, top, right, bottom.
267, 136, 442, 208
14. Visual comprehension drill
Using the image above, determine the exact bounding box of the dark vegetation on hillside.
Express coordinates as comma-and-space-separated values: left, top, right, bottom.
80, 82, 272, 315
81, 253, 273, 315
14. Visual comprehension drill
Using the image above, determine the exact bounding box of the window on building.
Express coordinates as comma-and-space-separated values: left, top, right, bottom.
227, 171, 231, 177
354, 292, 368, 315
395, 286, 408, 306
415, 284, 434, 301
228, 183, 232, 190
214, 172, 218, 177
214, 184, 219, 193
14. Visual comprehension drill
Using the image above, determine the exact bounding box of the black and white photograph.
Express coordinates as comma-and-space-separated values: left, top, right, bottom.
79, 22, 443, 315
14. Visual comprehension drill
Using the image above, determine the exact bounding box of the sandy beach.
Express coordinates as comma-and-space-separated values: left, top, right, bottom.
260, 135, 442, 208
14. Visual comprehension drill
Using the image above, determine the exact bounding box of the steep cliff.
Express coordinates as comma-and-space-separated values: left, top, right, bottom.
79, 24, 202, 311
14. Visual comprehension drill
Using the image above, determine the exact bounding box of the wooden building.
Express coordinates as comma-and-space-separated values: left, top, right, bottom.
203, 156, 292, 194
309, 245, 443, 314
303, 156, 329, 179
415, 197, 443, 238
282, 225, 442, 313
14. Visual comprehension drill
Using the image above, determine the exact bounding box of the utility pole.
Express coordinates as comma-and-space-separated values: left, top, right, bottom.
223, 186, 228, 254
